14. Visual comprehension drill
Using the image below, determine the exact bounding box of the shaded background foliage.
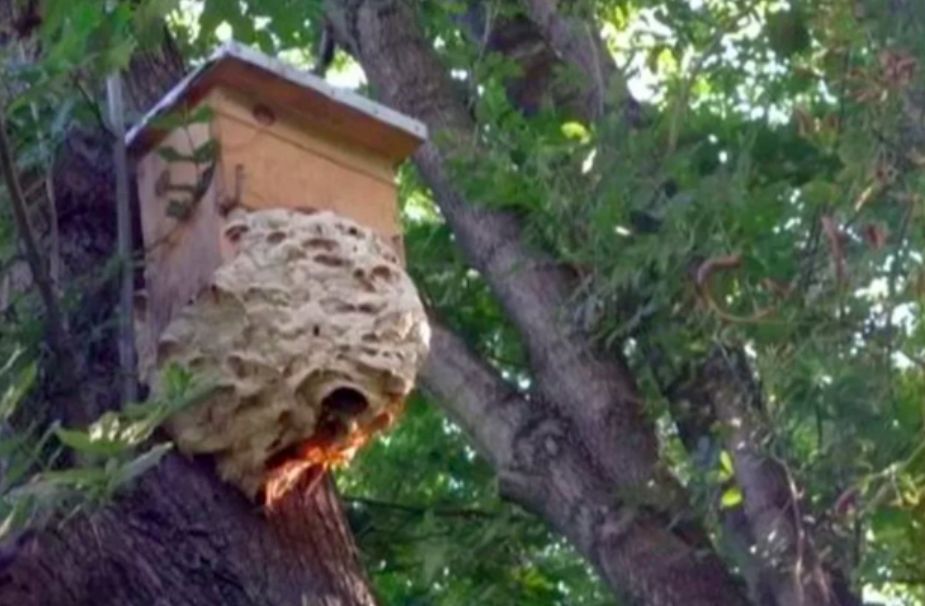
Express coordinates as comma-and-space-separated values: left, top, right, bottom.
0, 0, 923, 604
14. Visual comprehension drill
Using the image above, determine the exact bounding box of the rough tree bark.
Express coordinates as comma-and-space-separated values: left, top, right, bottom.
1, 458, 375, 606
0, 2, 866, 605
0, 6, 377, 604
519, 0, 616, 120
324, 2, 752, 605
422, 324, 747, 606
674, 348, 861, 606
325, 2, 862, 605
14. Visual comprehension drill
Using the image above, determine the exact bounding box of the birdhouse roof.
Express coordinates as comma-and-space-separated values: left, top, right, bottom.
126, 41, 427, 161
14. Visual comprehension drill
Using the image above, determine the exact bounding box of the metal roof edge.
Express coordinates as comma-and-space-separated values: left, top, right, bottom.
125, 40, 428, 149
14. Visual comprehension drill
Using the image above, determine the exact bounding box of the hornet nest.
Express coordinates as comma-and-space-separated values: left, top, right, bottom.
143, 208, 430, 499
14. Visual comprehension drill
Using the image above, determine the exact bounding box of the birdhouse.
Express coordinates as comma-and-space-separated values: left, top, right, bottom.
128, 42, 426, 352
128, 42, 430, 500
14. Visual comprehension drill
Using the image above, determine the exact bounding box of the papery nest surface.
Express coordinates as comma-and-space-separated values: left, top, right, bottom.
144, 208, 430, 498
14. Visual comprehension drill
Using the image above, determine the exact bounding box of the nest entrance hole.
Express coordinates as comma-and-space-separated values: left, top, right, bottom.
322, 387, 369, 416
263, 387, 369, 472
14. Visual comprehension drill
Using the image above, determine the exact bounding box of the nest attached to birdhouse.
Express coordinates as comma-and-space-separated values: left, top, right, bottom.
144, 208, 430, 499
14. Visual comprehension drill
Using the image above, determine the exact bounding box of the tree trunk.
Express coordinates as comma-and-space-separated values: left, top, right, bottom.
320, 2, 752, 604
0, 457, 375, 606
423, 324, 749, 606
0, 4, 378, 603
322, 3, 863, 606
673, 348, 861, 606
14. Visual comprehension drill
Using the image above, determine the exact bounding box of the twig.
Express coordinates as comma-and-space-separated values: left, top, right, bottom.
344, 495, 501, 520
106, 72, 137, 405
666, 4, 756, 154
820, 215, 847, 286
881, 193, 915, 402
41, 171, 59, 287
0, 109, 69, 364
75, 78, 112, 136
694, 253, 781, 323
18, 46, 61, 289
466, 0, 497, 142
583, 19, 606, 119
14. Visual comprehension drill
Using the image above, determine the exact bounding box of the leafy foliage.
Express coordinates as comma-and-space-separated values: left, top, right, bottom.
1, 0, 925, 604
153, 105, 219, 220
337, 1, 925, 603
0, 356, 210, 543
0, 0, 204, 546
339, 396, 609, 606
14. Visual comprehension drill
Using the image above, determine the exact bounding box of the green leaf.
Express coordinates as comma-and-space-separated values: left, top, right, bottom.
156, 146, 191, 162
720, 486, 743, 509
419, 539, 449, 584
560, 121, 590, 143
149, 111, 189, 132
192, 139, 218, 163
133, 0, 179, 49
37, 467, 110, 491
165, 199, 193, 220
104, 37, 137, 72
0, 356, 36, 422
188, 105, 215, 124
112, 443, 173, 487
719, 450, 735, 479
54, 426, 125, 458
150, 105, 214, 133
766, 9, 811, 58
162, 363, 194, 399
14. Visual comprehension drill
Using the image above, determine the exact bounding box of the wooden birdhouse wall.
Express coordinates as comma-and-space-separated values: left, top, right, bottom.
211, 87, 401, 240
136, 86, 406, 348
136, 113, 229, 355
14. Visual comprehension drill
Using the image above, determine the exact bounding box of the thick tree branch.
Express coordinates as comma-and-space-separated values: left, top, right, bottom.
665, 364, 778, 606
0, 14, 379, 604
422, 321, 750, 605
519, 0, 616, 120
456, 4, 577, 118
322, 3, 753, 602
321, 3, 856, 604
325, 0, 662, 504
510, 4, 860, 601
420, 321, 522, 470
675, 347, 860, 606
106, 72, 138, 406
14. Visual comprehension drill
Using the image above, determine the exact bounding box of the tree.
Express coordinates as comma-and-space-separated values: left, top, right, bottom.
0, 2, 375, 604
1, 1, 925, 606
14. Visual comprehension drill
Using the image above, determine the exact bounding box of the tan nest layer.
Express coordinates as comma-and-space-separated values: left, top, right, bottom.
147, 208, 430, 498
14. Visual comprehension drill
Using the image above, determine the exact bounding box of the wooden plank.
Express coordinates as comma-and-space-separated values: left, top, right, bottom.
208, 59, 422, 160
127, 42, 426, 162
212, 93, 400, 240
213, 87, 395, 184
136, 115, 227, 366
